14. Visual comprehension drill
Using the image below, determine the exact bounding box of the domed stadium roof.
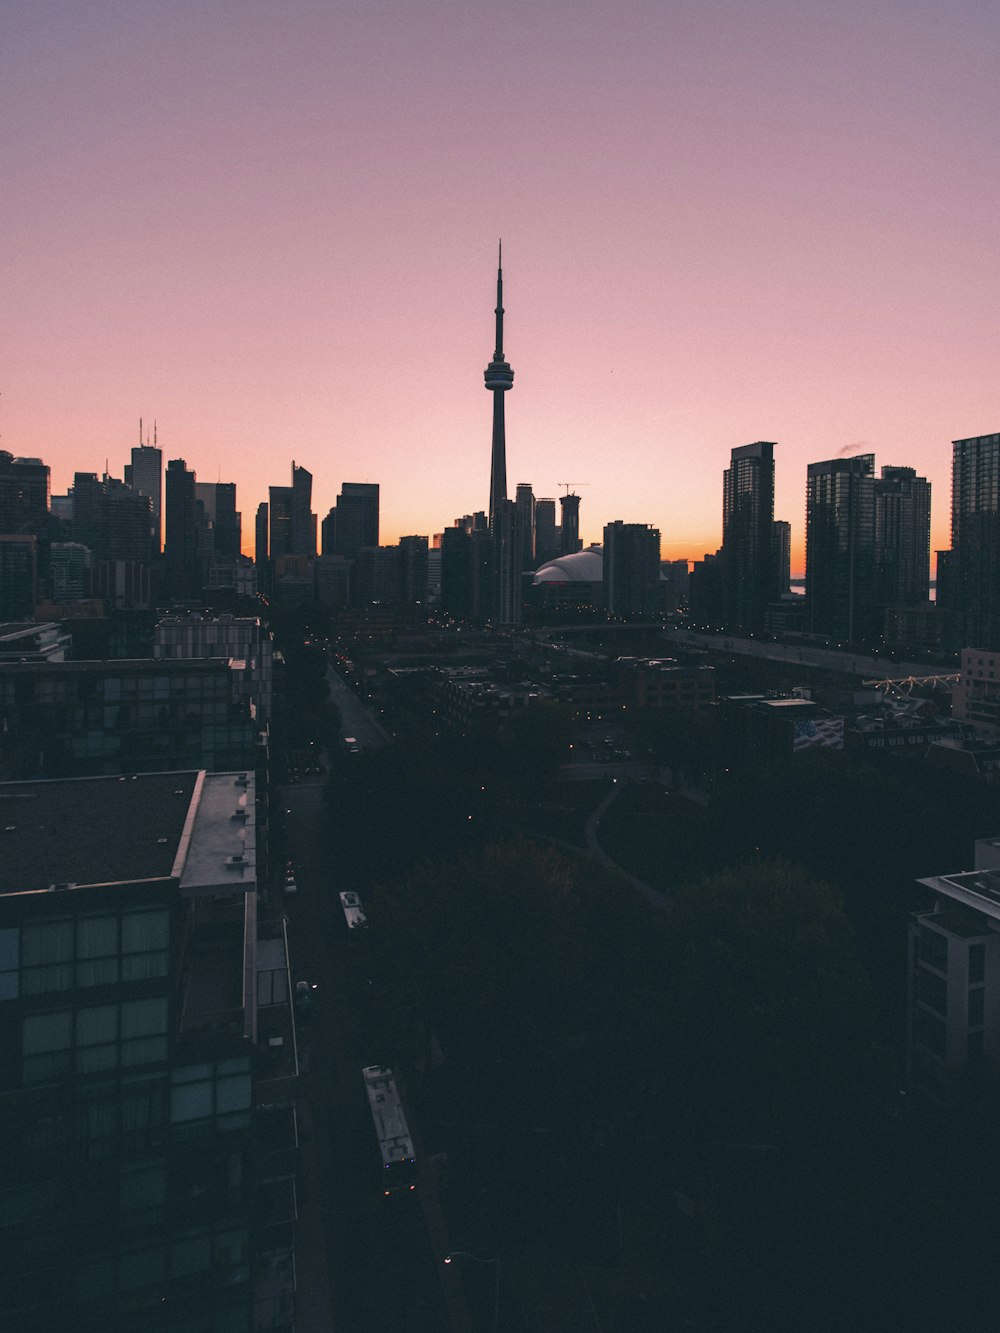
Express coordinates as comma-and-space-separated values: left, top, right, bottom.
533, 546, 604, 583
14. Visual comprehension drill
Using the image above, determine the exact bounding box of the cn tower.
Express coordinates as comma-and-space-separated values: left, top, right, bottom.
484, 240, 514, 528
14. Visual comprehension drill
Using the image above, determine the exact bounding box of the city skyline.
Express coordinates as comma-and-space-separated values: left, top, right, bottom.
6, 1, 998, 572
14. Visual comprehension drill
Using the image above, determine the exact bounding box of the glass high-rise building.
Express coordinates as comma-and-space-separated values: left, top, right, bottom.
721, 441, 775, 631
805, 454, 876, 645
874, 466, 931, 609
939, 433, 1000, 649
332, 483, 379, 559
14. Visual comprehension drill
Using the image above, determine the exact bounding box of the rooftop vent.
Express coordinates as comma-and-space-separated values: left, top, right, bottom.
231, 808, 248, 821
234, 773, 248, 787
225, 854, 246, 867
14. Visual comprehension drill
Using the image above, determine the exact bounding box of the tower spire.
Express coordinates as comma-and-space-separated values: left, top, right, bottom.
485, 242, 514, 527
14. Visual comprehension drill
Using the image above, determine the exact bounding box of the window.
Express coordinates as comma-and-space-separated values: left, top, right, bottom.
969, 987, 985, 1028
22, 920, 74, 995
76, 1003, 119, 1073
122, 908, 169, 981
0, 927, 18, 1000
121, 997, 168, 1066
76, 915, 119, 988
918, 926, 948, 973
916, 969, 947, 1015
970, 942, 985, 984
23, 1008, 73, 1083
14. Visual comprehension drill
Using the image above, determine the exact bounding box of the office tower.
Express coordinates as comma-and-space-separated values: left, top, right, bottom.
0, 451, 49, 538
0, 771, 299, 1330
559, 493, 582, 555
688, 550, 724, 626
0, 535, 37, 616
164, 458, 200, 599
485, 242, 514, 527
440, 527, 473, 617
771, 520, 791, 600
805, 453, 876, 644
939, 433, 1000, 649
124, 439, 162, 551
332, 483, 379, 558
254, 502, 269, 592
268, 485, 293, 560
515, 482, 535, 571
195, 482, 241, 558
721, 441, 775, 630
492, 497, 522, 625
72, 473, 155, 565
535, 498, 558, 565
351, 546, 402, 606
398, 535, 429, 603
50, 542, 93, 601
603, 521, 661, 617
321, 508, 337, 555
291, 462, 315, 557
874, 466, 931, 609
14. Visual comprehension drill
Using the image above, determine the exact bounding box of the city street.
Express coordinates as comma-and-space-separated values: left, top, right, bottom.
326, 666, 391, 751
280, 778, 454, 1332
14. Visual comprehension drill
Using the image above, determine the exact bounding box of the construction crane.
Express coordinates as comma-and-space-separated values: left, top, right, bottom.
557, 482, 589, 495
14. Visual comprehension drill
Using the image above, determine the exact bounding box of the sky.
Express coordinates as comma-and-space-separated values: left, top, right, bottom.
4, 0, 998, 574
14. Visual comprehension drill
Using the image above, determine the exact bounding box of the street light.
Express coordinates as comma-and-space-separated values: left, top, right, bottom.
444, 1251, 500, 1332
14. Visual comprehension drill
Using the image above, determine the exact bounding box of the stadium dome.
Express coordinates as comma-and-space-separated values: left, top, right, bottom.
533, 545, 604, 583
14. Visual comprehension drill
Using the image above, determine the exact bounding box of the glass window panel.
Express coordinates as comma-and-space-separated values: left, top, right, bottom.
969, 987, 985, 1028
122, 1035, 167, 1067
123, 909, 169, 953
23, 921, 73, 965
21, 962, 74, 995
121, 949, 168, 982
76, 956, 120, 987
23, 1009, 72, 1054
172, 1063, 212, 1084
121, 997, 167, 1038
24, 1050, 72, 1083
77, 1044, 118, 1074
0, 969, 18, 1001
970, 942, 985, 984
171, 1081, 213, 1123
77, 1004, 118, 1045
76, 916, 118, 958
0, 927, 18, 970
216, 1057, 250, 1076
216, 1074, 251, 1113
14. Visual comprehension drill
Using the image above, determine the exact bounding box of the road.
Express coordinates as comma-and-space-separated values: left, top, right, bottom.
326, 666, 391, 751
281, 778, 453, 1332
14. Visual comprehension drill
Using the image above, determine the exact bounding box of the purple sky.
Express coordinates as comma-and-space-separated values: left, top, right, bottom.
4, 0, 998, 570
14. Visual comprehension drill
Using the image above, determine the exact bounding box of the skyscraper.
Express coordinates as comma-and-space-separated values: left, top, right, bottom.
535, 498, 558, 565
195, 482, 241, 558
721, 441, 775, 631
771, 521, 791, 600
603, 521, 661, 617
874, 465, 931, 609
559, 493, 581, 555
291, 462, 315, 557
805, 453, 876, 644
255, 502, 269, 592
332, 483, 379, 558
164, 458, 199, 599
515, 482, 535, 571
124, 438, 162, 551
939, 433, 1000, 648
485, 242, 514, 529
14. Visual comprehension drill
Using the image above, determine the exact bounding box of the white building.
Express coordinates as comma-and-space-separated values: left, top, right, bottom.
909, 837, 1000, 1098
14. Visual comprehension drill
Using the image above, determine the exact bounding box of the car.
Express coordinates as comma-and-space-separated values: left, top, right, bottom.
339, 890, 367, 929
284, 873, 297, 894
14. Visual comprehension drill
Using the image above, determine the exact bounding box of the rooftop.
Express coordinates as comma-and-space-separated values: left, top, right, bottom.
0, 771, 199, 896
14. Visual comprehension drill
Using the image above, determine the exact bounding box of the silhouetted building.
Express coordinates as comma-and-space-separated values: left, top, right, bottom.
771, 520, 791, 600
50, 542, 93, 601
721, 441, 775, 631
314, 554, 352, 610
535, 497, 558, 565
164, 459, 200, 599
0, 769, 299, 1331
331, 483, 379, 558
0, 535, 37, 617
806, 453, 876, 644
155, 611, 273, 726
71, 473, 155, 566
123, 442, 162, 550
352, 546, 402, 606
398, 535, 429, 604
515, 483, 535, 572
291, 462, 315, 557
195, 481, 241, 558
603, 521, 660, 617
491, 497, 522, 625
660, 559, 690, 613
874, 466, 930, 610
254, 502, 268, 592
268, 486, 293, 561
938, 433, 1000, 649
688, 550, 723, 626
0, 452, 49, 541
559, 493, 582, 555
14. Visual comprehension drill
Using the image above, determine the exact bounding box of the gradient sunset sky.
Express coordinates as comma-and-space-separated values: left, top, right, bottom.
5, 0, 998, 572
